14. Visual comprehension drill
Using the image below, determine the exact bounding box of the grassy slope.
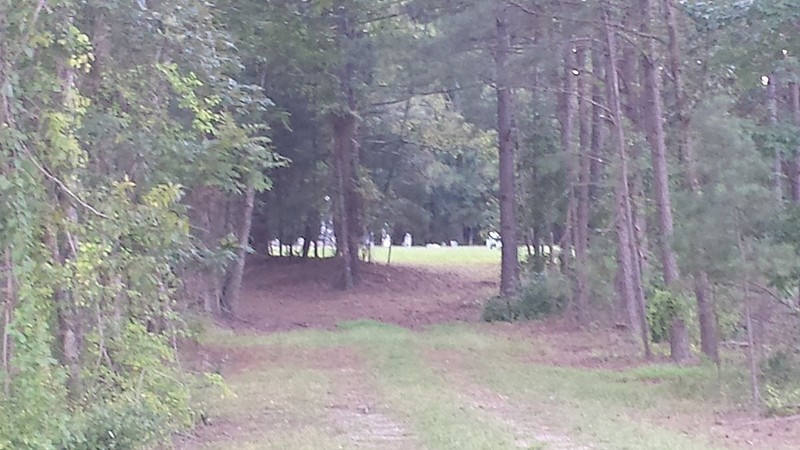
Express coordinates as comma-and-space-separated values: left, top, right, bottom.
191, 322, 737, 450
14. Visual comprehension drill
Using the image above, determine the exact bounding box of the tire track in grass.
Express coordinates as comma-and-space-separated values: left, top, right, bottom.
343, 321, 526, 450
179, 342, 418, 449
424, 343, 732, 450
427, 348, 591, 450
325, 358, 418, 449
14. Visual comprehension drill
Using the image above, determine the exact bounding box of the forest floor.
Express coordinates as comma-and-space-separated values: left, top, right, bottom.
175, 249, 800, 450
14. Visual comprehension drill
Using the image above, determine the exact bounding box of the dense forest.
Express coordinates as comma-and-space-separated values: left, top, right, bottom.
1, 0, 800, 448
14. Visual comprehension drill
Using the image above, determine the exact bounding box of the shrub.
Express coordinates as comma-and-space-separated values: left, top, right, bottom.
646, 289, 690, 343
762, 350, 800, 416
482, 272, 569, 322
763, 350, 799, 387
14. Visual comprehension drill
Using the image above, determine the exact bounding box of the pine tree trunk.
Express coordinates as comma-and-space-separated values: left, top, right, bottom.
0, 32, 13, 397
664, 0, 719, 362
495, 1, 520, 296
790, 81, 800, 202
332, 1, 362, 288
301, 225, 312, 258
575, 45, 592, 325
2, 247, 14, 396
693, 271, 718, 361
560, 49, 578, 287
331, 114, 355, 290
767, 74, 783, 200
640, 0, 689, 362
603, 3, 650, 358
589, 43, 606, 201
617, 36, 651, 281
302, 213, 317, 259
664, 0, 700, 191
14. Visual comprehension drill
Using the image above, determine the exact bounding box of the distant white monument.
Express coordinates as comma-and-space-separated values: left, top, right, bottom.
402, 233, 412, 247
319, 221, 336, 250
486, 231, 502, 249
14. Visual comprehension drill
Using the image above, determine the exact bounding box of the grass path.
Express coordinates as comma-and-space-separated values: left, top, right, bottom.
177, 321, 742, 450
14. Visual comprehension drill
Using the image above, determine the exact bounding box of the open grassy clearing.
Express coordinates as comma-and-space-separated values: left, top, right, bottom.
370, 246, 506, 268
179, 321, 752, 450
272, 245, 538, 268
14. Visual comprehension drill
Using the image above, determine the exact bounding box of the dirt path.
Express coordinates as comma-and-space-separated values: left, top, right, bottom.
233, 257, 495, 331
176, 344, 420, 450
428, 349, 591, 450
178, 257, 800, 450
325, 357, 419, 449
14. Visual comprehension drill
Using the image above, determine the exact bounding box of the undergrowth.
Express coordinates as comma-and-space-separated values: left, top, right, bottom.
482, 271, 569, 322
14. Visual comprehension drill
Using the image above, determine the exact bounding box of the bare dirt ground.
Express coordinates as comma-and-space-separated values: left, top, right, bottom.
229, 256, 494, 331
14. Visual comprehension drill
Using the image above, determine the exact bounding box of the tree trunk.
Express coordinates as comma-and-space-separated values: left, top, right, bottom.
0, 34, 13, 397
790, 81, 800, 203
560, 48, 578, 281
745, 302, 762, 406
694, 271, 719, 361
302, 212, 318, 259
495, 1, 520, 296
664, 0, 699, 191
617, 31, 651, 282
664, 0, 719, 362
575, 45, 592, 324
640, 0, 678, 285
334, 1, 362, 287
221, 180, 256, 318
589, 43, 606, 200
640, 0, 689, 362
331, 114, 355, 290
767, 74, 783, 200
617, 37, 651, 284
603, 3, 650, 358
2, 247, 14, 396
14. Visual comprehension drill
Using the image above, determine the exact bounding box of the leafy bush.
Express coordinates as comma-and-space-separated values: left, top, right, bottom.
646, 289, 690, 343
482, 272, 569, 322
761, 350, 800, 416
765, 384, 800, 416
762, 350, 800, 387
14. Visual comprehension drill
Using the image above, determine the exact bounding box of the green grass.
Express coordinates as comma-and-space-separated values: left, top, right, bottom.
266, 244, 554, 269
194, 322, 741, 449
370, 246, 508, 268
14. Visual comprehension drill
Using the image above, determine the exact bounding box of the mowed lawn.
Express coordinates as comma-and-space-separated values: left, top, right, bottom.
370, 245, 531, 268
185, 322, 744, 450
277, 244, 550, 268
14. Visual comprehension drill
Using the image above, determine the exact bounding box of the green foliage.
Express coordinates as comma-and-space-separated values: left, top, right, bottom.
0, 0, 281, 447
760, 348, 800, 416
764, 384, 800, 416
483, 272, 570, 322
646, 289, 691, 344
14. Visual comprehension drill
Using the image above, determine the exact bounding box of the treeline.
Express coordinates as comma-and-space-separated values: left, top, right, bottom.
0, 1, 280, 447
